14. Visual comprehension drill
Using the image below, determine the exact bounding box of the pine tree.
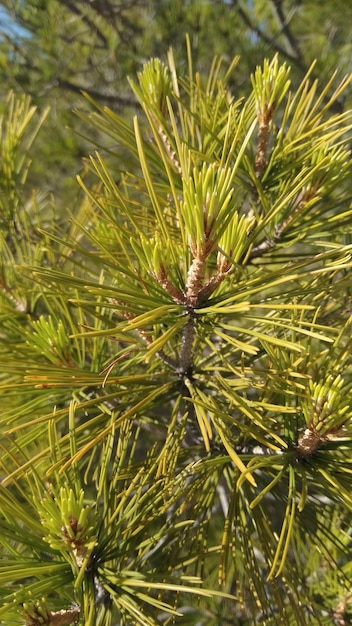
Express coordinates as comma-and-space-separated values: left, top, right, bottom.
0, 49, 352, 625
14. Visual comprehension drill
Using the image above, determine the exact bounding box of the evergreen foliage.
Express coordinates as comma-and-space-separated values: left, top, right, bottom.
1, 0, 352, 198
0, 46, 352, 625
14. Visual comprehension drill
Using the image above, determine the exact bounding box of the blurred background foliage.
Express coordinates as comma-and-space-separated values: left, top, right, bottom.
0, 2, 352, 625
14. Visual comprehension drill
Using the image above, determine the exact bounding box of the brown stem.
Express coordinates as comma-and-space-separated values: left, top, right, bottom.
255, 122, 270, 178
156, 268, 185, 305
49, 608, 80, 626
296, 427, 322, 457
177, 315, 196, 377
255, 103, 275, 178
185, 257, 207, 307
197, 266, 232, 302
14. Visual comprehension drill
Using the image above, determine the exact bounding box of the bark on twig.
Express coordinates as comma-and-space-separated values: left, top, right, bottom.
185, 256, 207, 307
49, 608, 80, 626
177, 315, 196, 377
